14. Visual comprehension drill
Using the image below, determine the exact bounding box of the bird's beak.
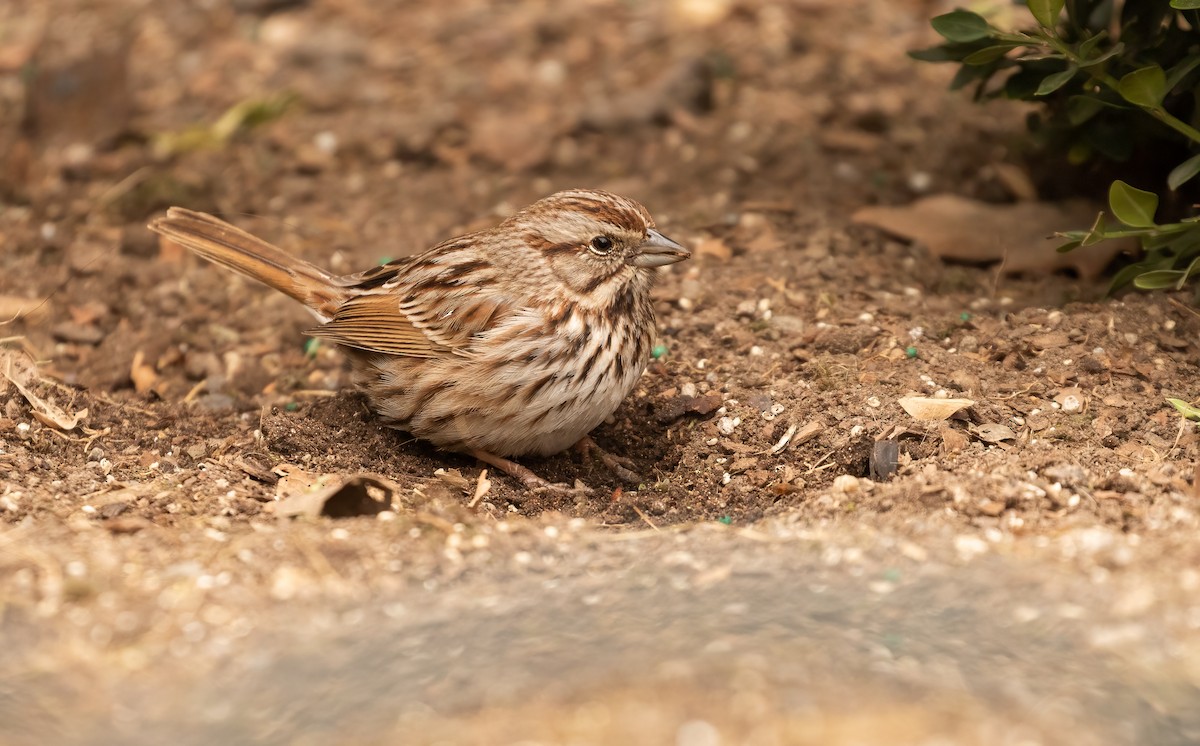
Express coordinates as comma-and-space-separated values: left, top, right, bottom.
628, 229, 690, 268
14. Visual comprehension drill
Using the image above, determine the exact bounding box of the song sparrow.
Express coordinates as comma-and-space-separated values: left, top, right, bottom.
149, 190, 690, 492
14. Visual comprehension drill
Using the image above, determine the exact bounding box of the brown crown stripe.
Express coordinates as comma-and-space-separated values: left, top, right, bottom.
556, 199, 646, 233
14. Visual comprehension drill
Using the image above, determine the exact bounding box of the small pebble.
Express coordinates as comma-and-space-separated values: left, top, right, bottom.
831, 474, 859, 494
717, 416, 741, 435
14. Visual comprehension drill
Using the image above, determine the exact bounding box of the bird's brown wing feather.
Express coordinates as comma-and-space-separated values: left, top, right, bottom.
305, 294, 444, 358
309, 254, 516, 358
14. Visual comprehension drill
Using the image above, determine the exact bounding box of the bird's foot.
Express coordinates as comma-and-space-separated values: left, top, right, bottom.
468, 448, 594, 497
574, 435, 642, 485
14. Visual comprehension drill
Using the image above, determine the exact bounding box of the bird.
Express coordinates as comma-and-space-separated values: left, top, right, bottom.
148, 189, 690, 493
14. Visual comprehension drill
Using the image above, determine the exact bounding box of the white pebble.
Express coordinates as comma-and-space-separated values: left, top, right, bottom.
681, 382, 698, 398
831, 475, 859, 494
907, 171, 932, 192
717, 416, 741, 435
954, 535, 989, 561
314, 130, 338, 155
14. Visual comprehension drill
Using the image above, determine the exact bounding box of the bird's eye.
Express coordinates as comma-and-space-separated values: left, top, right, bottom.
588, 235, 614, 255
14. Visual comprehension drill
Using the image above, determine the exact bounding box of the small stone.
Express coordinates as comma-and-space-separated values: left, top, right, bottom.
831, 474, 859, 494
98, 502, 129, 519
51, 322, 105, 345
716, 416, 741, 435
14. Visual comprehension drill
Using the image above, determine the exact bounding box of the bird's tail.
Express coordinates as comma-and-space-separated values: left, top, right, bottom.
148, 207, 344, 319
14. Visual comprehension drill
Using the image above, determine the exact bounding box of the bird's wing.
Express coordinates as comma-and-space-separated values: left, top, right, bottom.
305, 249, 516, 357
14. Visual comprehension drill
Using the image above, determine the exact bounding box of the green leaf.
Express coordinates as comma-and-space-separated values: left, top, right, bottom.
1035, 66, 1077, 95
1170, 0, 1200, 9
1166, 398, 1200, 421
1108, 263, 1147, 293
949, 64, 986, 91
1117, 65, 1167, 107
1076, 30, 1108, 59
1165, 57, 1200, 94
963, 45, 1017, 65
1066, 95, 1104, 125
1027, 0, 1065, 27
1055, 238, 1083, 253
1108, 180, 1158, 227
930, 11, 991, 42
1132, 270, 1185, 289
1168, 153, 1200, 191
908, 46, 958, 63
1077, 42, 1125, 69
1080, 211, 1109, 246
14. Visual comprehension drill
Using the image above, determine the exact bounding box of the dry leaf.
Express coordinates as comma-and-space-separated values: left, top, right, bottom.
898, 396, 974, 422
130, 350, 158, 394
694, 237, 732, 261
157, 235, 186, 264
434, 468, 471, 493
971, 422, 1016, 443
468, 469, 492, 508
940, 425, 970, 454
0, 349, 87, 430
274, 469, 397, 518
745, 225, 783, 253
0, 294, 49, 322
851, 195, 1129, 279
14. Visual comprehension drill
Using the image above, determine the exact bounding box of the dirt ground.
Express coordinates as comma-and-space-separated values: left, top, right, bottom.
2, 0, 1200, 743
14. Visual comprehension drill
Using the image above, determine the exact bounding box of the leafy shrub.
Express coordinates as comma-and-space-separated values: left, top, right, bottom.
911, 0, 1200, 295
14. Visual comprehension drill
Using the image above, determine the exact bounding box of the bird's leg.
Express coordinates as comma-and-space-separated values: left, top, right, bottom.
468, 449, 592, 496
574, 435, 642, 485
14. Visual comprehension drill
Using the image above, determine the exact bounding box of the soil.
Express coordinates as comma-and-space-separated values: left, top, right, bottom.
2, 0, 1199, 744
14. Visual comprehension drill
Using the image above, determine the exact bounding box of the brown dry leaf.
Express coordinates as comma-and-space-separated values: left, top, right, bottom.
990, 162, 1039, 202
467, 469, 492, 508
0, 349, 87, 430
273, 467, 397, 518
157, 234, 186, 264
745, 225, 784, 253
434, 468, 472, 493
793, 420, 824, 446
970, 422, 1016, 443
0, 295, 50, 322
851, 195, 1129, 279
898, 396, 974, 422
130, 350, 158, 394
694, 237, 732, 261
940, 425, 970, 454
